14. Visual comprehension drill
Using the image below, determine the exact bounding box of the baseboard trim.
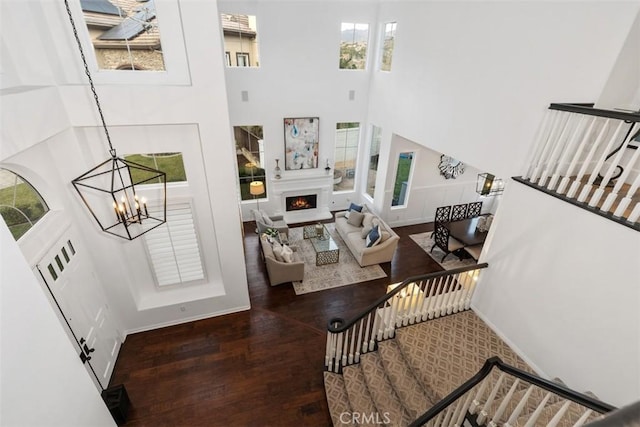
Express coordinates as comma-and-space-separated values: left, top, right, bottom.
123, 304, 251, 336
470, 304, 547, 379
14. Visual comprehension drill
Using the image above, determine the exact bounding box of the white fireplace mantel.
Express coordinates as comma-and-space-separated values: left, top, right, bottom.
270, 172, 333, 223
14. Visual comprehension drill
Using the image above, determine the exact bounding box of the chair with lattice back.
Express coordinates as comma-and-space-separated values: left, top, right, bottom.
434, 205, 451, 223
430, 222, 464, 262
451, 204, 468, 221
466, 201, 482, 218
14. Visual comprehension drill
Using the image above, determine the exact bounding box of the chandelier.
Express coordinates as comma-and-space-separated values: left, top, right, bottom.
65, 0, 166, 240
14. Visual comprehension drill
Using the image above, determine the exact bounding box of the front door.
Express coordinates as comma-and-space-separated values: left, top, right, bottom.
35, 228, 121, 390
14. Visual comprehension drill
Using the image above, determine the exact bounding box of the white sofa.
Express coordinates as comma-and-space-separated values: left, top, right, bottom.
334, 207, 399, 267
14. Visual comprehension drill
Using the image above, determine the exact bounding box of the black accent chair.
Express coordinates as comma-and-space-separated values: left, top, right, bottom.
467, 201, 483, 218
434, 205, 451, 223
431, 222, 464, 262
451, 204, 468, 221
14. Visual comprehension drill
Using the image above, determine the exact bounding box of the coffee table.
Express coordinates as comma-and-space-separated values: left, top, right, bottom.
304, 224, 339, 266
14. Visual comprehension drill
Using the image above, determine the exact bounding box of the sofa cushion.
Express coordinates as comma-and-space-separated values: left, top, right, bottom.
272, 242, 284, 262
281, 244, 294, 263
380, 230, 391, 243
366, 225, 382, 247
362, 213, 374, 229
261, 237, 274, 259
347, 211, 364, 227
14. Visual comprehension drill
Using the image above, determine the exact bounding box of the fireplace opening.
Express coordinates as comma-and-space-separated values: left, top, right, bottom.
286, 194, 317, 211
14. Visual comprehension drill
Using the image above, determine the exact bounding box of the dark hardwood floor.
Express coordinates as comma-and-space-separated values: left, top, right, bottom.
109, 217, 440, 426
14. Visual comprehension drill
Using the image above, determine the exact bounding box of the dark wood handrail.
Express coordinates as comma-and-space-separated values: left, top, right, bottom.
549, 103, 640, 122
327, 263, 488, 333
409, 357, 616, 427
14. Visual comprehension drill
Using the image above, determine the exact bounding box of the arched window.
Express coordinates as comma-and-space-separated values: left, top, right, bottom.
0, 169, 49, 240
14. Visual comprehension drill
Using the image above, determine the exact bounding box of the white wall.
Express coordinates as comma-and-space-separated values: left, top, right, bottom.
218, 0, 378, 217
368, 1, 640, 180
0, 220, 116, 427
473, 183, 640, 407
0, 0, 250, 336
381, 134, 495, 227
597, 10, 640, 111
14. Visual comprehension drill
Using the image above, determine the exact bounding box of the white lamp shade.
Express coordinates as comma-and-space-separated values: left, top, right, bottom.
249, 181, 265, 196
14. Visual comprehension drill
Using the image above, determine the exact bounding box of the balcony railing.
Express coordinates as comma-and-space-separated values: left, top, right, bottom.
514, 103, 640, 231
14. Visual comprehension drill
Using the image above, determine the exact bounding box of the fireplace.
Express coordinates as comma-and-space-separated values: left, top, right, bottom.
286, 194, 317, 211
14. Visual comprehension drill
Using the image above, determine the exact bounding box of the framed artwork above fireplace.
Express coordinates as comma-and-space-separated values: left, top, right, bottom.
284, 117, 319, 170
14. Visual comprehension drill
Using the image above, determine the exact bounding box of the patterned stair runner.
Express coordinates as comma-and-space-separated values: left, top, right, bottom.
323, 310, 606, 426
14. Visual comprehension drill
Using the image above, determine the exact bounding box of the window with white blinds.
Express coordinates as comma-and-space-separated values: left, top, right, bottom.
145, 203, 205, 286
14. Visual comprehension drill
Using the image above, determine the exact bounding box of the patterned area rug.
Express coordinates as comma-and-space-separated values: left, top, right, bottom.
409, 231, 476, 270
289, 223, 387, 295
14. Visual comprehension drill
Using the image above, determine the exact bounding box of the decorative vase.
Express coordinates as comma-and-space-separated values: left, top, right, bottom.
315, 223, 324, 239
274, 159, 282, 179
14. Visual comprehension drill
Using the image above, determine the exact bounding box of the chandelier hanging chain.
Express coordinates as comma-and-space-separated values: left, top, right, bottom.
63, 0, 115, 157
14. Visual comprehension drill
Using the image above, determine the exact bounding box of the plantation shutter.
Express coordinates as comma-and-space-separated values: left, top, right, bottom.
145, 203, 205, 286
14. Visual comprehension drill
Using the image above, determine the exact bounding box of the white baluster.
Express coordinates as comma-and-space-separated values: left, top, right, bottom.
439, 276, 455, 317
385, 300, 396, 339
335, 332, 343, 372
488, 378, 521, 427
578, 120, 625, 202
627, 202, 640, 223
469, 375, 492, 414
454, 391, 476, 426
432, 410, 445, 427
613, 167, 640, 218
427, 277, 444, 319
347, 328, 355, 365
325, 333, 334, 371
531, 111, 569, 183
601, 125, 640, 213
524, 109, 556, 179
505, 385, 535, 426
589, 122, 637, 207
546, 400, 572, 427
548, 115, 589, 190
522, 392, 553, 427
539, 113, 578, 187
571, 409, 594, 427
354, 319, 364, 363
342, 329, 351, 366
449, 394, 465, 426
557, 116, 598, 194
464, 269, 480, 310
415, 280, 429, 320
477, 373, 506, 424
440, 405, 456, 427
567, 118, 612, 198
368, 311, 377, 352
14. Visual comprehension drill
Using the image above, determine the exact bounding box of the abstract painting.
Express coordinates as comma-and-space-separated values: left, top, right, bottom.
284, 117, 319, 170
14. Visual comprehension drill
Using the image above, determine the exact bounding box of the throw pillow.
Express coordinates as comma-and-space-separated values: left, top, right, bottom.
348, 202, 363, 212
366, 225, 382, 248
360, 225, 372, 239
272, 242, 284, 262
347, 211, 364, 227
281, 245, 294, 263
362, 213, 374, 230
261, 211, 274, 226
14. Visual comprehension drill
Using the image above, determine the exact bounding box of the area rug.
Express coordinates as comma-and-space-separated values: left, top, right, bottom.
289, 223, 387, 295
409, 232, 477, 270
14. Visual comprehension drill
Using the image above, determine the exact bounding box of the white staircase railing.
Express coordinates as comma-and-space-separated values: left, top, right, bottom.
516, 103, 640, 230
409, 357, 616, 427
325, 263, 488, 373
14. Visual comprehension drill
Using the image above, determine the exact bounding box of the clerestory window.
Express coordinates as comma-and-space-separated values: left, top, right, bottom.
80, 0, 166, 71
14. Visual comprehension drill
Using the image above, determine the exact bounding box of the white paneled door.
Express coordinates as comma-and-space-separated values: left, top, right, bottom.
34, 229, 121, 390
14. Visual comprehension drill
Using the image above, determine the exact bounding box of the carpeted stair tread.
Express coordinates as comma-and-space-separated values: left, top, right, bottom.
395, 310, 532, 402
378, 340, 435, 420
360, 351, 413, 427
324, 371, 353, 427
342, 364, 380, 427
